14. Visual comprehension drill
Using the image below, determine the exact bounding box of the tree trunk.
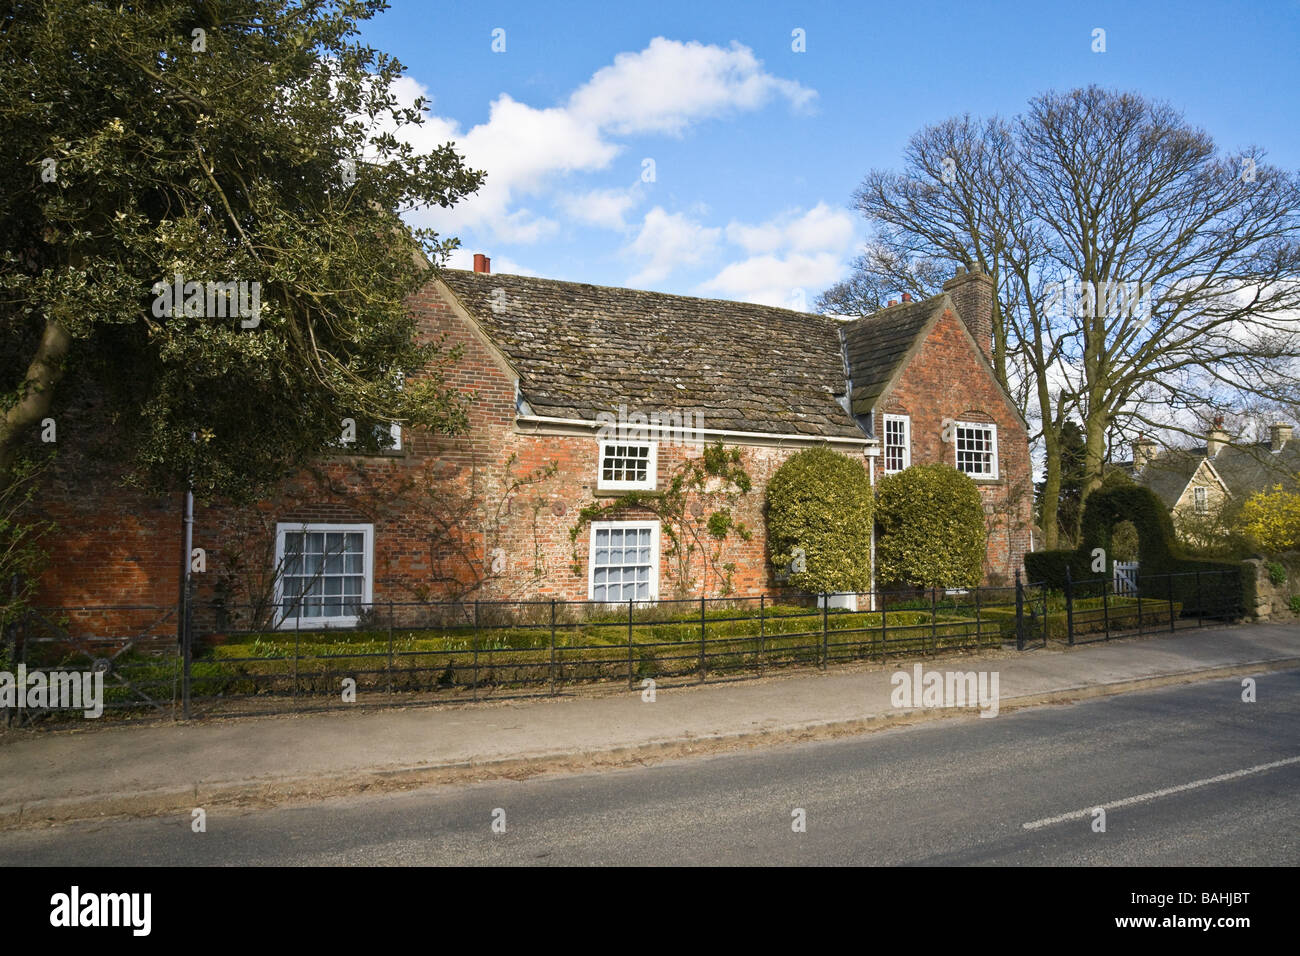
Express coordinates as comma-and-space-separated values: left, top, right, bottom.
0, 318, 72, 477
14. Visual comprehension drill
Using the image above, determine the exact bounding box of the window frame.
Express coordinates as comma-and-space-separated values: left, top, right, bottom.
596, 440, 658, 492
954, 420, 999, 479
273, 522, 375, 628
1193, 485, 1209, 514
587, 519, 660, 603
882, 413, 911, 474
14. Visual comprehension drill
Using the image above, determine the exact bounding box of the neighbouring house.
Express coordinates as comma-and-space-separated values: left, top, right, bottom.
30, 259, 1032, 634
1117, 417, 1300, 547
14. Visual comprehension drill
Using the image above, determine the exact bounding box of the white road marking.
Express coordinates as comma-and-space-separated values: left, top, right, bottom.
1022, 755, 1300, 830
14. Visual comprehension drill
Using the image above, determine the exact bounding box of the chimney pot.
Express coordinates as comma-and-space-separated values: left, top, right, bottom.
901, 293, 912, 302
1270, 422, 1293, 452
888, 300, 898, 308
1206, 419, 1230, 458
1133, 434, 1157, 472
473, 253, 491, 274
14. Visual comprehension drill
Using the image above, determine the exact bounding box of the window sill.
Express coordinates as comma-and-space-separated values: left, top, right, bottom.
594, 487, 661, 498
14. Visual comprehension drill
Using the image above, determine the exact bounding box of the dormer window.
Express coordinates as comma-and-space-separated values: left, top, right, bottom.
598, 440, 657, 491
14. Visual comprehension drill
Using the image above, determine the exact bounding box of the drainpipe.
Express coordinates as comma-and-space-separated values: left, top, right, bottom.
178, 433, 195, 717
866, 446, 879, 612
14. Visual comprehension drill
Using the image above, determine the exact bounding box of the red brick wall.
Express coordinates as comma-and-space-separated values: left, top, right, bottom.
29, 285, 1030, 636
872, 307, 1033, 584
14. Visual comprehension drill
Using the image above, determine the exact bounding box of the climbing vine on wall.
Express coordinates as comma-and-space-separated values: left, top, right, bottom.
569, 441, 753, 597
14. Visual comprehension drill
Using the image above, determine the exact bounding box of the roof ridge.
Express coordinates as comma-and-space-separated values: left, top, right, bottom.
440, 268, 839, 324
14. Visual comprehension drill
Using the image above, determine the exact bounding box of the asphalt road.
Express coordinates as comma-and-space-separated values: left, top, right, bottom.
4, 669, 1297, 866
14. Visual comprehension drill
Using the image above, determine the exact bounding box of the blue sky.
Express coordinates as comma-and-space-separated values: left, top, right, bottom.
358, 0, 1300, 307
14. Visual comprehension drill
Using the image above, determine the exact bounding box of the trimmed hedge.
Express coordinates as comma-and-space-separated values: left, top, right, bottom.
876, 463, 986, 589
766, 447, 874, 593
1024, 483, 1251, 617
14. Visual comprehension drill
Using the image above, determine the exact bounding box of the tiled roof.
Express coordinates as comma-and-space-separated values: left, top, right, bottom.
842, 297, 941, 417
1135, 439, 1300, 504
1137, 450, 1205, 507
438, 270, 866, 439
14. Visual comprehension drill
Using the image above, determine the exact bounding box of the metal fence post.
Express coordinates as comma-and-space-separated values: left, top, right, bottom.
1102, 571, 1110, 640
1015, 571, 1024, 652
387, 599, 394, 698
1167, 571, 1176, 632
472, 599, 479, 702
549, 598, 557, 696
699, 595, 706, 682
880, 594, 887, 661
757, 595, 765, 677
974, 585, 982, 647
930, 586, 938, 654
821, 595, 828, 669
627, 598, 634, 689
1065, 564, 1075, 646
1136, 573, 1143, 637
1196, 570, 1203, 627
292, 608, 300, 706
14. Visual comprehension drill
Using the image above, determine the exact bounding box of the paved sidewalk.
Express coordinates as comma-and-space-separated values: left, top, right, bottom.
2, 622, 1297, 828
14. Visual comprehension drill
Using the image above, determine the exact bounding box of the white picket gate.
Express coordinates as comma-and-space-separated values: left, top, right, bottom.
1113, 561, 1139, 597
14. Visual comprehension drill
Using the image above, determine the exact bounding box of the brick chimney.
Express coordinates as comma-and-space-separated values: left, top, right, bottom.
943, 264, 994, 363
1270, 422, 1293, 452
473, 253, 491, 274
1132, 434, 1157, 472
1206, 415, 1229, 458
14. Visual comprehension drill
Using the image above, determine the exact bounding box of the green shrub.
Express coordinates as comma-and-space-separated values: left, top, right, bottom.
1267, 561, 1287, 585
875, 463, 985, 589
1290, 595, 1300, 616
765, 447, 873, 593
1024, 483, 1250, 617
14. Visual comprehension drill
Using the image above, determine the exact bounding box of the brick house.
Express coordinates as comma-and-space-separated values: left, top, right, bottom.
31, 259, 1032, 631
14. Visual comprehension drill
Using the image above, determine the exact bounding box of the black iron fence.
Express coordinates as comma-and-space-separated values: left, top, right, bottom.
1, 568, 1241, 725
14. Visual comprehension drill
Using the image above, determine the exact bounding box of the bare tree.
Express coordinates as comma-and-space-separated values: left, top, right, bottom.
820, 86, 1300, 549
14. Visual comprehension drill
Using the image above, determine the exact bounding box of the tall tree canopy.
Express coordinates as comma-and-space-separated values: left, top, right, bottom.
0, 0, 484, 500
819, 86, 1300, 548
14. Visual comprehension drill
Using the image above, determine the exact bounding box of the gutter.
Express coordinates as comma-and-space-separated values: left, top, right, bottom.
515, 414, 878, 447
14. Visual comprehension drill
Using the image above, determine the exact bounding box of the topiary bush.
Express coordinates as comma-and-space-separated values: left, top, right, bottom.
875, 463, 986, 589
1024, 482, 1250, 617
765, 447, 873, 594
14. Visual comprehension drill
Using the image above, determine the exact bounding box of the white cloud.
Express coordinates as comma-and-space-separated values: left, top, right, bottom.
384, 39, 812, 244
627, 207, 721, 286
701, 252, 847, 309
699, 204, 860, 308
556, 186, 642, 230
567, 37, 815, 136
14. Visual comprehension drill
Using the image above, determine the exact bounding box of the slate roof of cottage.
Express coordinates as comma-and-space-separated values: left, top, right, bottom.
842, 297, 942, 417
1128, 439, 1300, 506
1134, 450, 1208, 507
439, 270, 867, 438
